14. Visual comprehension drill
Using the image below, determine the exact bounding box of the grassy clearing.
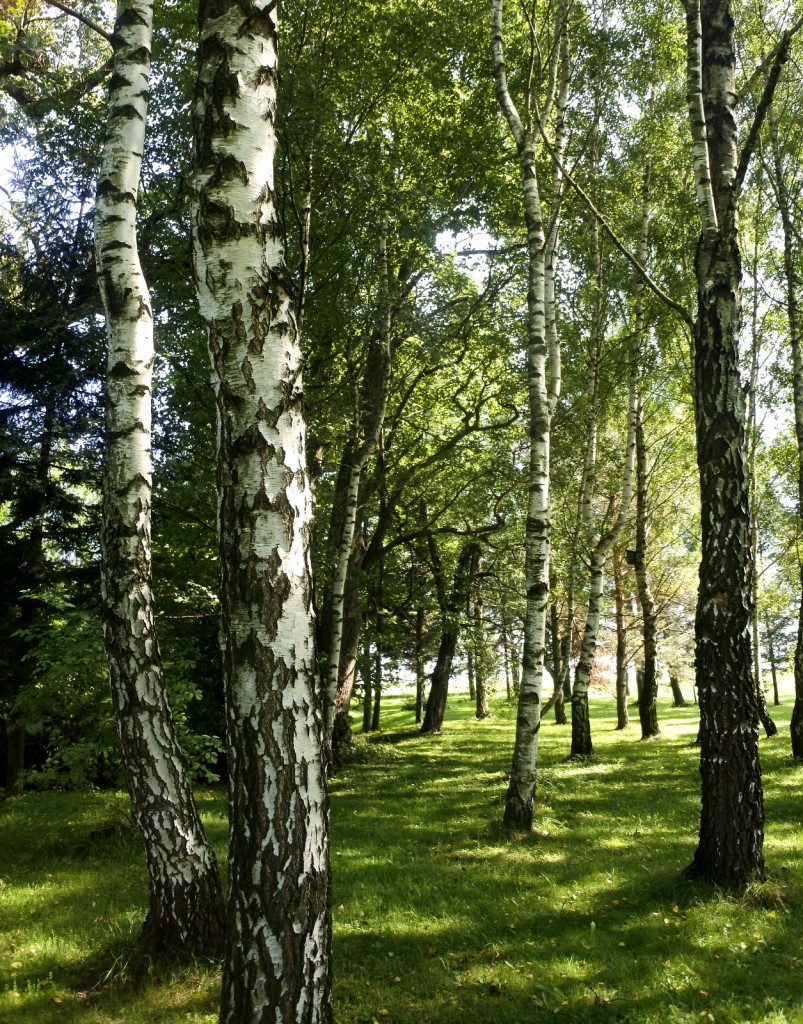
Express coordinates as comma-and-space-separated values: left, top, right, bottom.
2, 691, 803, 1023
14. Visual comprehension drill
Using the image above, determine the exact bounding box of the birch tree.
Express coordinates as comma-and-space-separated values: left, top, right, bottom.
684, 0, 796, 887
766, 97, 803, 757
630, 157, 661, 741
322, 214, 394, 759
570, 305, 639, 757
492, 0, 570, 831
95, 0, 224, 954
191, 0, 332, 1016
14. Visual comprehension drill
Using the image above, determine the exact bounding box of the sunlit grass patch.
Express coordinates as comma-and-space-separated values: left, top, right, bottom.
2, 691, 803, 1021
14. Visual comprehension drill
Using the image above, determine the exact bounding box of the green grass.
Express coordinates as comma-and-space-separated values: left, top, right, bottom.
3, 690, 803, 1023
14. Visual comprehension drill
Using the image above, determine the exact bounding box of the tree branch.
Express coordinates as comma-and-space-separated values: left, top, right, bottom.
535, 121, 694, 329
45, 0, 113, 43
735, 17, 803, 193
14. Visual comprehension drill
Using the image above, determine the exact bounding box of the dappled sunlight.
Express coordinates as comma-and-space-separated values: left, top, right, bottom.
4, 695, 803, 1022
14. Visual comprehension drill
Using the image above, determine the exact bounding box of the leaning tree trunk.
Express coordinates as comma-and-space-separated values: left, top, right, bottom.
422, 541, 481, 734
683, 0, 789, 887
769, 101, 803, 755
192, 0, 332, 1018
95, 0, 223, 955
493, 0, 569, 830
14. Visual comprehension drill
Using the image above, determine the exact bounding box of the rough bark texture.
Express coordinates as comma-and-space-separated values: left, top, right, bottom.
192, 0, 332, 1017
686, 0, 765, 888
96, 0, 223, 955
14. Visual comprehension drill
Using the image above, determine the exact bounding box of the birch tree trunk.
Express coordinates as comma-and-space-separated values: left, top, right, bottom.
192, 0, 332, 1016
474, 591, 490, 719
768, 101, 803, 756
685, 0, 778, 887
493, 0, 569, 830
746, 216, 777, 738
570, 317, 639, 757
629, 157, 660, 741
613, 548, 629, 730
95, 0, 223, 955
415, 606, 426, 723
322, 216, 394, 753
635, 391, 660, 738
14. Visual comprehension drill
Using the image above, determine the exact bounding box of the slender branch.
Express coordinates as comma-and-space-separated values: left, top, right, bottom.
535, 120, 694, 328
735, 18, 802, 193
736, 17, 803, 103
44, 0, 113, 42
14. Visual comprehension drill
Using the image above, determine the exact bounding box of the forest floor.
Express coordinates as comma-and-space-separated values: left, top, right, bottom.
2, 689, 803, 1023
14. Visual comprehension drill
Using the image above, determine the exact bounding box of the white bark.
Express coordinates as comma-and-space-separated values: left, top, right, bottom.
570, 135, 640, 755
323, 213, 393, 746
494, 0, 569, 829
192, 0, 331, 1017
95, 0, 223, 953
685, 0, 719, 235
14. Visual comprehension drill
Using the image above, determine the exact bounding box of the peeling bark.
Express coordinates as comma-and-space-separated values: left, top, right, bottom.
686, 0, 765, 888
96, 0, 223, 955
191, 0, 332, 1017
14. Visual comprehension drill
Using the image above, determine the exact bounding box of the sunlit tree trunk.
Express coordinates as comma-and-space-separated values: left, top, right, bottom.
96, 0, 223, 955
683, 0, 791, 887
493, 0, 569, 829
192, 0, 332, 1015
746, 212, 777, 738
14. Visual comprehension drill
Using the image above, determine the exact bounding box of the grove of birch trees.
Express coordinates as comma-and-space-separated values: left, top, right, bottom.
3, 0, 803, 1015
